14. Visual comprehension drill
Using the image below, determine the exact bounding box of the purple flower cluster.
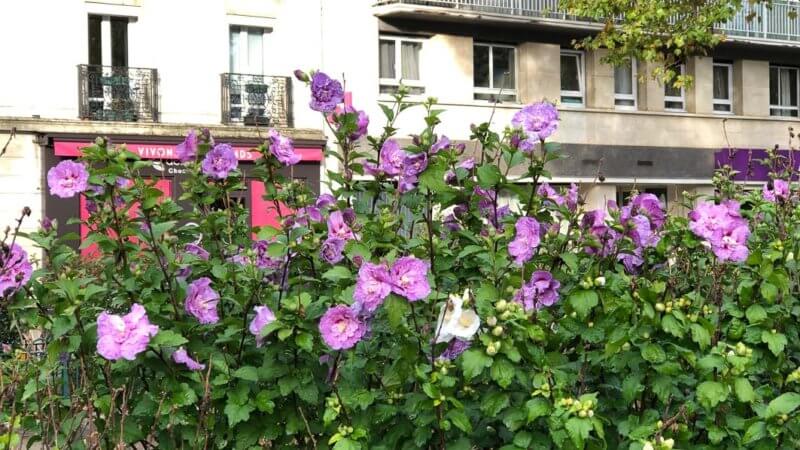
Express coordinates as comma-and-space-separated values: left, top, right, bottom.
309, 71, 344, 112
47, 160, 89, 198
176, 129, 198, 163
390, 257, 432, 302
353, 262, 393, 313
321, 210, 357, 264
689, 200, 751, 262
331, 105, 370, 141
474, 187, 511, 230
511, 101, 559, 151
172, 347, 205, 371
96, 304, 159, 361
615, 193, 666, 272
184, 277, 220, 324
763, 179, 790, 203
538, 182, 579, 212
253, 240, 282, 270
0, 244, 32, 298
508, 217, 541, 266
581, 209, 619, 258
438, 339, 471, 361
514, 270, 561, 311
184, 243, 210, 261
249, 305, 276, 347
365, 140, 428, 193
319, 305, 367, 350
201, 144, 238, 179
268, 129, 301, 165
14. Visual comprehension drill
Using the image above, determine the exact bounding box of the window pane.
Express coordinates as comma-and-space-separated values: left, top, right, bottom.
379, 40, 396, 79
248, 29, 263, 74
615, 98, 635, 106
713, 65, 729, 100
665, 101, 684, 110
88, 15, 102, 66
401, 41, 421, 80
473, 45, 490, 88
560, 54, 580, 92
770, 67, 780, 105
714, 103, 732, 112
492, 47, 515, 90
788, 68, 798, 106
614, 64, 633, 95
229, 27, 240, 73
110, 17, 128, 67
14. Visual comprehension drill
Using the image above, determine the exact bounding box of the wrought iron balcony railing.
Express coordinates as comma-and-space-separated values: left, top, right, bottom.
77, 65, 159, 122
375, 0, 800, 44
221, 74, 292, 127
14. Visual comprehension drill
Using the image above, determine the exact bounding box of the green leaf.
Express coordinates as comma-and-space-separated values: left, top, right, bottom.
641, 343, 666, 364
295, 332, 313, 352
481, 391, 510, 416
255, 391, 275, 413
384, 295, 409, 330
513, 431, 533, 448
322, 266, 351, 282
765, 392, 800, 419
745, 304, 768, 324
233, 366, 259, 382
697, 381, 728, 409
461, 348, 493, 379
224, 402, 254, 426
760, 282, 778, 302
490, 357, 515, 388
568, 290, 599, 320
152, 330, 188, 348
446, 409, 472, 433
622, 375, 643, 404
761, 330, 787, 356
661, 315, 684, 338
742, 421, 766, 445
565, 417, 593, 448
690, 323, 711, 350
149, 220, 176, 240
51, 316, 76, 339
333, 438, 361, 450
734, 378, 755, 403
525, 398, 550, 422
476, 164, 502, 188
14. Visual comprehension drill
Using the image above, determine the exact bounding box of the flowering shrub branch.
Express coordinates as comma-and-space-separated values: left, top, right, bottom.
1, 72, 800, 449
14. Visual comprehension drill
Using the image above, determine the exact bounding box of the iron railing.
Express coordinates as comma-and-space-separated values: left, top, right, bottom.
221, 74, 292, 127
375, 0, 800, 44
77, 64, 159, 122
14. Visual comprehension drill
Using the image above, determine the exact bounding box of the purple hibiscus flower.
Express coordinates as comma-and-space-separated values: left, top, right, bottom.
173, 347, 205, 371
538, 183, 566, 207
581, 210, 620, 257
617, 248, 644, 274
353, 262, 392, 314
430, 136, 451, 154
508, 216, 541, 266
0, 244, 32, 297
184, 277, 220, 324
474, 187, 511, 230
253, 240, 282, 270
513, 270, 561, 311
184, 243, 210, 261
712, 223, 750, 262
438, 339, 471, 361
379, 139, 407, 176
96, 303, 159, 361
201, 143, 238, 179
316, 193, 336, 209
327, 210, 355, 241
320, 237, 346, 264
390, 256, 431, 301
249, 305, 276, 347
47, 160, 89, 198
268, 129, 301, 165
319, 305, 367, 350
511, 101, 560, 148
763, 179, 790, 203
689, 200, 751, 263
309, 71, 344, 112
176, 129, 198, 163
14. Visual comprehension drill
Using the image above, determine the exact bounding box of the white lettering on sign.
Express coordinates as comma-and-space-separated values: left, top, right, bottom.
136, 146, 175, 158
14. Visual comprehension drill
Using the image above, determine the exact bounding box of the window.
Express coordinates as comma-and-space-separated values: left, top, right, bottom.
230, 26, 268, 74
713, 62, 733, 113
560, 50, 584, 106
473, 43, 517, 102
664, 64, 686, 111
379, 36, 424, 95
87, 15, 129, 66
614, 59, 637, 109
770, 65, 799, 117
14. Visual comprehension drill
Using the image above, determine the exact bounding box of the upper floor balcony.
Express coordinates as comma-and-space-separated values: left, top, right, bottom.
373, 0, 800, 45
221, 73, 292, 127
78, 64, 159, 123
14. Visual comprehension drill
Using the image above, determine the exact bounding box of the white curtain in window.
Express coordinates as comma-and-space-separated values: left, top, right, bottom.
401, 42, 420, 80
247, 29, 263, 74
713, 66, 729, 100
614, 65, 633, 95
379, 41, 395, 79
780, 68, 798, 106
229, 30, 240, 73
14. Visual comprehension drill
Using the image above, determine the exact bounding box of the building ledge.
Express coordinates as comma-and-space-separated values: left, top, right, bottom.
0, 117, 326, 144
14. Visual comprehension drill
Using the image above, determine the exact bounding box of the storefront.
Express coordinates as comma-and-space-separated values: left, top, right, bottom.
42, 134, 325, 246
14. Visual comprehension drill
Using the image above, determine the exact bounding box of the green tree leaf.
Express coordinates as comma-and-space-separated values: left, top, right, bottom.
690, 323, 711, 350
734, 378, 755, 403
641, 343, 666, 364
233, 366, 259, 382
224, 401, 254, 427
568, 290, 599, 320
490, 357, 515, 388
476, 164, 501, 188
152, 330, 188, 348
697, 381, 728, 409
765, 393, 800, 419
565, 417, 593, 448
461, 348, 493, 379
446, 409, 472, 433
745, 304, 767, 323
761, 330, 787, 356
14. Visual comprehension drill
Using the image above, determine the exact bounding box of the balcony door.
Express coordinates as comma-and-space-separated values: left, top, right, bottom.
87, 15, 133, 120
228, 26, 271, 125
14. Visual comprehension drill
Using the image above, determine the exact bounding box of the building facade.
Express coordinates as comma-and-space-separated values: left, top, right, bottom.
0, 0, 332, 256
319, 0, 800, 213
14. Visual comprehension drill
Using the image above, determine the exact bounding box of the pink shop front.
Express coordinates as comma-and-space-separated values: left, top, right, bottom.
42, 136, 324, 249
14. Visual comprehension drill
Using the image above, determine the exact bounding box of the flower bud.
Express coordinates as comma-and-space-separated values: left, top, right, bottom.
486, 316, 498, 327
578, 410, 587, 418
492, 326, 504, 337
486, 344, 497, 356
622, 342, 631, 351
655, 303, 666, 312
663, 438, 674, 449
593, 276, 606, 287
294, 69, 309, 82
495, 300, 508, 312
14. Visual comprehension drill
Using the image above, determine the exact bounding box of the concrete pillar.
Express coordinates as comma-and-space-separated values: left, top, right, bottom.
424, 34, 474, 104
687, 56, 714, 114
639, 62, 665, 112
734, 60, 770, 117
581, 184, 617, 211
585, 49, 614, 109
518, 42, 560, 104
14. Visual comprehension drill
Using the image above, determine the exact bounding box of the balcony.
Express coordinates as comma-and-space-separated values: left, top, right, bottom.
77, 65, 158, 122
374, 0, 800, 44
221, 74, 292, 127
